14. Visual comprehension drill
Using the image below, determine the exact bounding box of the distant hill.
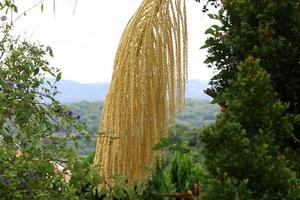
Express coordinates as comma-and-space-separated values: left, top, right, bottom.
53, 80, 109, 103
50, 79, 211, 103
67, 99, 219, 155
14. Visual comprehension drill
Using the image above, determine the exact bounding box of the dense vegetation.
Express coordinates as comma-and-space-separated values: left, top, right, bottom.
0, 2, 101, 198
198, 0, 300, 199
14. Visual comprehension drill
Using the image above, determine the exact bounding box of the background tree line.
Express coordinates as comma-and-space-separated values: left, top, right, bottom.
66, 99, 218, 155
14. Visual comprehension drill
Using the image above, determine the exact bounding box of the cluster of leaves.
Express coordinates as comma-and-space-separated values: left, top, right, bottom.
141, 149, 205, 200
200, 58, 300, 199
67, 152, 139, 200
202, 0, 300, 170
197, 0, 300, 198
0, 3, 97, 198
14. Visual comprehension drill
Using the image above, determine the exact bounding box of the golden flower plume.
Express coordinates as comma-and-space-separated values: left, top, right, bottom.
94, 0, 188, 184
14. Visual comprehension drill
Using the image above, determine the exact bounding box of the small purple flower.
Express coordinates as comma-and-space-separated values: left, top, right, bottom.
43, 138, 52, 145
20, 178, 26, 185
16, 83, 23, 89
67, 111, 73, 117
2, 176, 10, 185
1, 15, 7, 21
31, 171, 38, 179
76, 115, 81, 120
60, 128, 66, 135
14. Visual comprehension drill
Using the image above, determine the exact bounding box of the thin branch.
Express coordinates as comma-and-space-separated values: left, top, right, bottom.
53, 0, 56, 17
13, 0, 44, 23
73, 0, 78, 15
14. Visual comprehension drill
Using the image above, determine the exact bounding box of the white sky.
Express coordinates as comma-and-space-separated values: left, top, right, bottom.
13, 0, 215, 83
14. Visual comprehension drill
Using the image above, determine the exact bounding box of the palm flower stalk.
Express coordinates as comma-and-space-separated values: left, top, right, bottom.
94, 0, 188, 184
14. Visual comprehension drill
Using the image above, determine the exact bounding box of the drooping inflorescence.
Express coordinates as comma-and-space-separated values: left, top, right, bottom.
94, 0, 188, 184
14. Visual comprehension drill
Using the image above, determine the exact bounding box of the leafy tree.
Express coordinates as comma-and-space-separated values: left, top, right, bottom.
200, 57, 299, 199
0, 2, 105, 199
201, 0, 300, 172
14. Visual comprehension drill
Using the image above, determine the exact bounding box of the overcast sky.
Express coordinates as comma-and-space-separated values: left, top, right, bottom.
13, 0, 215, 83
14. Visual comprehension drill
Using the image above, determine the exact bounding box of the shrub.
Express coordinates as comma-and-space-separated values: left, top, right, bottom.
200, 58, 300, 199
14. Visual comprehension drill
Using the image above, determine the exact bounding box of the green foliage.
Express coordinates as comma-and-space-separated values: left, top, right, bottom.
199, 0, 300, 198
202, 0, 300, 173
66, 152, 138, 200
175, 99, 219, 128
65, 101, 103, 155
169, 152, 193, 193
67, 152, 103, 199
0, 3, 104, 199
141, 152, 205, 200
200, 58, 300, 199
152, 137, 190, 154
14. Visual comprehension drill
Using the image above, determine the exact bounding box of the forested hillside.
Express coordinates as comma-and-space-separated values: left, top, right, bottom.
66, 99, 219, 155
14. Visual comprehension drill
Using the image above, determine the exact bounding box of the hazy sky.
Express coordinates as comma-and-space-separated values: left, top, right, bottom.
13, 0, 215, 83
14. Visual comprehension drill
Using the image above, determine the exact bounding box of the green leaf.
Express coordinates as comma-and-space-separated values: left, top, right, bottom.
207, 14, 219, 20
205, 28, 215, 36
212, 24, 220, 30
12, 5, 17, 12
56, 72, 62, 81
200, 43, 210, 49
99, 187, 109, 196
47, 46, 54, 57
204, 57, 213, 64
152, 137, 172, 150
34, 67, 39, 75
123, 186, 137, 200
91, 175, 103, 186
113, 185, 125, 199
218, 8, 225, 16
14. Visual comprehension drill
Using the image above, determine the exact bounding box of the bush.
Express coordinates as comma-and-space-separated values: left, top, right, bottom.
202, 0, 300, 174
141, 148, 205, 200
200, 58, 300, 199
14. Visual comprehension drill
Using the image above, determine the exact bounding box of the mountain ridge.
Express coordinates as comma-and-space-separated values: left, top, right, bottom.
51, 79, 211, 103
